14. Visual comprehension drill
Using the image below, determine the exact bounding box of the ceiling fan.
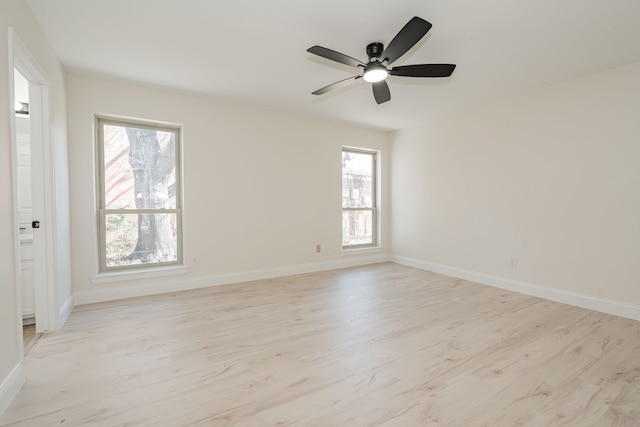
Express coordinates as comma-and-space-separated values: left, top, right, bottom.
307, 16, 456, 104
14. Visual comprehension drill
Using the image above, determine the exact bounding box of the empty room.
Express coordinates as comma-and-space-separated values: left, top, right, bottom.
1, 0, 639, 425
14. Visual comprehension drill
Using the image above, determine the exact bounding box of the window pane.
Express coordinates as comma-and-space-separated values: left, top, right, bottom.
103, 124, 177, 210
105, 213, 178, 268
342, 210, 373, 246
342, 151, 373, 208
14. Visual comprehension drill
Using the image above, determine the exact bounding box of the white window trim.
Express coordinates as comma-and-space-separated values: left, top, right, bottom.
342, 147, 378, 249
95, 115, 184, 273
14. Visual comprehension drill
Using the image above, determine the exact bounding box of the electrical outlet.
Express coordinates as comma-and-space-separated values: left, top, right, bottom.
316, 244, 321, 253
193, 256, 199, 265
510, 257, 517, 268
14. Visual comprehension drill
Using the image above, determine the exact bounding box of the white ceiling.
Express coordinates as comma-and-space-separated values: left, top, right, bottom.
26, 0, 640, 131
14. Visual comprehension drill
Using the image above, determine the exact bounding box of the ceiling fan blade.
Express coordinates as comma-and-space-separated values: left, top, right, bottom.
312, 75, 361, 96
382, 17, 432, 65
307, 46, 365, 68
372, 81, 391, 104
390, 64, 456, 77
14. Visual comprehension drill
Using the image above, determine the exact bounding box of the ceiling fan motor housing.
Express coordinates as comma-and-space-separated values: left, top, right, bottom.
366, 42, 384, 61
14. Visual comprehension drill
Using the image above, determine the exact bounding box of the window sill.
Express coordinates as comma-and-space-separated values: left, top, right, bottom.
342, 246, 383, 256
91, 265, 189, 285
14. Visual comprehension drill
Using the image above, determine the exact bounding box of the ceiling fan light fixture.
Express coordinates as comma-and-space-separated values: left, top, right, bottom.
363, 63, 388, 83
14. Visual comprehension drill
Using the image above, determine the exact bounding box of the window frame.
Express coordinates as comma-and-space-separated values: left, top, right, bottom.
342, 147, 377, 249
96, 115, 183, 272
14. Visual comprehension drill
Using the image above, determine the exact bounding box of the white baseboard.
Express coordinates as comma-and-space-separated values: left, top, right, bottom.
392, 255, 640, 321
72, 253, 640, 321
0, 363, 24, 418
58, 295, 74, 328
75, 254, 391, 305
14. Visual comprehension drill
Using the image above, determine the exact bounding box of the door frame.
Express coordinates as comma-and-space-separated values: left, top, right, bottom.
8, 28, 58, 339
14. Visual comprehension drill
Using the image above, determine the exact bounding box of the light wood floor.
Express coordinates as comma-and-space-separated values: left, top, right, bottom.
22, 324, 41, 357
2, 263, 639, 426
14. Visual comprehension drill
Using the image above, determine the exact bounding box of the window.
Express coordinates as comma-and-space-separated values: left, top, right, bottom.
97, 117, 182, 271
342, 148, 376, 248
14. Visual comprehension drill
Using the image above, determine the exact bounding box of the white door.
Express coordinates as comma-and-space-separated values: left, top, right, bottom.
25, 81, 51, 334
15, 109, 36, 323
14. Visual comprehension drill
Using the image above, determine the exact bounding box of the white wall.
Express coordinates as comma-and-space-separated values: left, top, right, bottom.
0, 0, 71, 415
66, 73, 391, 302
391, 61, 640, 314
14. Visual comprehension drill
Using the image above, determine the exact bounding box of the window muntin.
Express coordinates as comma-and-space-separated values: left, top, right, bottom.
342, 148, 376, 248
97, 117, 182, 271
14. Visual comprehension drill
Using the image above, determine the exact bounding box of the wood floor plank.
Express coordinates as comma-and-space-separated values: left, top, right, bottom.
1, 263, 639, 426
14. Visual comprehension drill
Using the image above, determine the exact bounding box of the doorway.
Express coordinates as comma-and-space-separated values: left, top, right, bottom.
13, 69, 43, 354
9, 28, 56, 344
